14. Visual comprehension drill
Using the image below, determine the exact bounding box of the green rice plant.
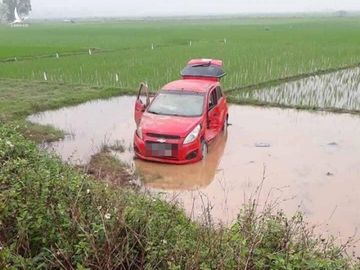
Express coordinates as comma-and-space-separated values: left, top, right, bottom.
2, 17, 360, 90
233, 67, 360, 111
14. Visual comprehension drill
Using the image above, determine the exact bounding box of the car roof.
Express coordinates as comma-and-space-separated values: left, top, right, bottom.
162, 79, 219, 93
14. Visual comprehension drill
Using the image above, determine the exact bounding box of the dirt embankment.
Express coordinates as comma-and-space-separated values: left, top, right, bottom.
79, 150, 137, 188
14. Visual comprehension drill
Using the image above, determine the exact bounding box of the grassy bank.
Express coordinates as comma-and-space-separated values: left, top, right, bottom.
1, 16, 360, 268
1, 125, 358, 269
0, 75, 359, 270
0, 75, 358, 269
0, 78, 134, 142
0, 78, 133, 121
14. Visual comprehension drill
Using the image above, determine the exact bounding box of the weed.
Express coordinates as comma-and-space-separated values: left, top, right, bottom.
0, 125, 359, 269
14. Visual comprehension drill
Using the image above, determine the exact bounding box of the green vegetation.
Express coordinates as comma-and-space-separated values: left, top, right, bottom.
228, 65, 360, 113
1, 17, 360, 90
18, 121, 65, 143
0, 126, 358, 269
0, 78, 132, 141
0, 78, 132, 121
1, 17, 360, 268
3, 17, 360, 113
85, 149, 133, 187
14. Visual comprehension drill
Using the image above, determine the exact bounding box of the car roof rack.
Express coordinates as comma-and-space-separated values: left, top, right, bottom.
181, 59, 226, 81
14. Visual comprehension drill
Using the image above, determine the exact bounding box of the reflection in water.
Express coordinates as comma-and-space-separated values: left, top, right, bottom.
235, 67, 360, 111
136, 133, 227, 190
28, 95, 360, 252
27, 96, 137, 165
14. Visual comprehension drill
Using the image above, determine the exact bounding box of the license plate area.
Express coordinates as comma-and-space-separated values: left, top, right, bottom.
146, 142, 178, 157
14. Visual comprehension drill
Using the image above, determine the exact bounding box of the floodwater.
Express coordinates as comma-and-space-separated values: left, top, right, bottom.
28, 95, 360, 247
236, 67, 360, 111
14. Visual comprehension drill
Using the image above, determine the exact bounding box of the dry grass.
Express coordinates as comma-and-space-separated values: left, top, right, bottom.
80, 150, 135, 188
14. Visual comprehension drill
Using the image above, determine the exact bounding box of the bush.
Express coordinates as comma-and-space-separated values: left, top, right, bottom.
0, 125, 358, 269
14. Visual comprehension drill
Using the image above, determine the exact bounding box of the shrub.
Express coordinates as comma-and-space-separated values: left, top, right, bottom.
0, 125, 358, 269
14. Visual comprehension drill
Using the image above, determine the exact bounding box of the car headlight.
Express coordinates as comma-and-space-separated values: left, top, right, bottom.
136, 126, 143, 139
183, 124, 201, 144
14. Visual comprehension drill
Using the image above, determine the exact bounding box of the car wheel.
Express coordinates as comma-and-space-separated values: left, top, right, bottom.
201, 140, 208, 160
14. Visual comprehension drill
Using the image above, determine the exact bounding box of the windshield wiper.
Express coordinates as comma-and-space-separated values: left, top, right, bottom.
167, 113, 189, 117
148, 110, 160, 115
148, 111, 195, 117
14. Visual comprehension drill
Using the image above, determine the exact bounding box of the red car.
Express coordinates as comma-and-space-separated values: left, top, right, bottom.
133, 59, 229, 164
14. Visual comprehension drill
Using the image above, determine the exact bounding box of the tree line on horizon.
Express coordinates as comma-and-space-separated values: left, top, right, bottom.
0, 0, 31, 23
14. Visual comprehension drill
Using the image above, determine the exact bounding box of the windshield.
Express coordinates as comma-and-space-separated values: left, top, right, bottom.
148, 91, 204, 117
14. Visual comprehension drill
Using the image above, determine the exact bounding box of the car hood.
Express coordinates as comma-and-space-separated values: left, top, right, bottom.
140, 112, 201, 138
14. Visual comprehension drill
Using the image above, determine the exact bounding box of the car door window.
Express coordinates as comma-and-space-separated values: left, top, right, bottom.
208, 89, 218, 111
137, 83, 150, 106
216, 86, 223, 101
134, 83, 150, 125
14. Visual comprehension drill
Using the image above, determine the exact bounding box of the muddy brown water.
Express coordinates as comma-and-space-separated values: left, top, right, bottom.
28, 96, 360, 249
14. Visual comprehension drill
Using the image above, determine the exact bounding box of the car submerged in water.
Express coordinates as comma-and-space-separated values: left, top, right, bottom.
133, 59, 229, 164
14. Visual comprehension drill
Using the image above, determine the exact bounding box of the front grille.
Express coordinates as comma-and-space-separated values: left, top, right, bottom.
145, 142, 178, 158
146, 133, 180, 140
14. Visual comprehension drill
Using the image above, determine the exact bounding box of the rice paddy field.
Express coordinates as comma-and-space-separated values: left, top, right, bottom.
231, 67, 360, 111
3, 16, 360, 268
1, 17, 360, 97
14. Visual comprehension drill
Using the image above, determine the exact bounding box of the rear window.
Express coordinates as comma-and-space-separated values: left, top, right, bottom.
181, 64, 226, 78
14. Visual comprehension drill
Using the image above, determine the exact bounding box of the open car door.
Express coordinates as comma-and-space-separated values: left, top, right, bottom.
134, 83, 150, 125
205, 87, 222, 142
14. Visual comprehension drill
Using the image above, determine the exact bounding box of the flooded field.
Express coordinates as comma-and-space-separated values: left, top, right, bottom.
28, 95, 360, 247
234, 67, 360, 111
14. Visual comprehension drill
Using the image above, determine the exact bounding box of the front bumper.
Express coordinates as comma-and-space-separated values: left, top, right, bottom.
133, 132, 202, 164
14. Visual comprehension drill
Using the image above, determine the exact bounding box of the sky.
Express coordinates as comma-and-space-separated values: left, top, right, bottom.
30, 0, 360, 19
